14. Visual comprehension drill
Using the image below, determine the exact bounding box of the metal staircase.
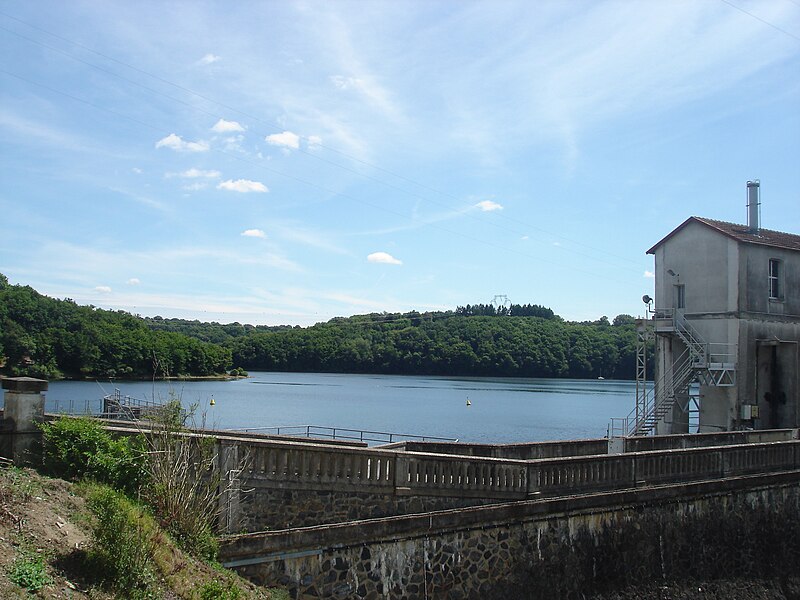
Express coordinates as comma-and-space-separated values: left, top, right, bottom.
610, 310, 736, 438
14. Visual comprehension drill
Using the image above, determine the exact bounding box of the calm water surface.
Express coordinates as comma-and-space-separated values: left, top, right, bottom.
42, 372, 634, 444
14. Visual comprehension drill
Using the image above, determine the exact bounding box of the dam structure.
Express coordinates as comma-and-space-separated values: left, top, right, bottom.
3, 378, 800, 598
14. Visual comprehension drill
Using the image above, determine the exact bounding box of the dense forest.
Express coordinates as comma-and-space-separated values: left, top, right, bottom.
0, 273, 643, 380
228, 311, 639, 379
0, 274, 231, 379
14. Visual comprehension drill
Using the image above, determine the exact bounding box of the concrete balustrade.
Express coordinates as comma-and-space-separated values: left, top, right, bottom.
98, 424, 800, 506
526, 441, 800, 497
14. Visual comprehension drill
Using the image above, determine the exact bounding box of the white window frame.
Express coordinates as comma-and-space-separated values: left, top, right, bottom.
768, 258, 782, 300
674, 284, 685, 310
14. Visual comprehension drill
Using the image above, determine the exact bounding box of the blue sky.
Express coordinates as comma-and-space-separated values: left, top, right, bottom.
1, 1, 798, 326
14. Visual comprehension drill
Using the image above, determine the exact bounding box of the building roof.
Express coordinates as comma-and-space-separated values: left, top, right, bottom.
646, 216, 800, 255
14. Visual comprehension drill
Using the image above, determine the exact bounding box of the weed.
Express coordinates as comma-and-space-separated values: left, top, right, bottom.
7, 550, 52, 592
198, 579, 243, 599
1, 466, 38, 502
142, 399, 236, 562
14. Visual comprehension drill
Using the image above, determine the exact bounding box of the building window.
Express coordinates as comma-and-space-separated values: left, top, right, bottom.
674, 284, 685, 309
769, 259, 782, 300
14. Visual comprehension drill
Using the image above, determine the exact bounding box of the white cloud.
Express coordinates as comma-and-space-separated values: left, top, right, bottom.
241, 229, 267, 239
127, 278, 140, 285
95, 285, 112, 293
644, 270, 655, 278
367, 252, 402, 265
170, 168, 221, 179
475, 200, 503, 212
198, 53, 220, 65
266, 131, 300, 150
212, 119, 245, 133
307, 135, 322, 149
217, 179, 268, 193
155, 133, 209, 153
183, 182, 208, 191
132, 167, 143, 174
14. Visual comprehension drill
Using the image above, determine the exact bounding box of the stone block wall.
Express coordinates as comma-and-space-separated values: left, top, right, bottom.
237, 486, 497, 531
225, 473, 800, 599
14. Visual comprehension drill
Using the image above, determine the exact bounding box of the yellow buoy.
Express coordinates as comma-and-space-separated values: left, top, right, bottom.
210, 397, 216, 406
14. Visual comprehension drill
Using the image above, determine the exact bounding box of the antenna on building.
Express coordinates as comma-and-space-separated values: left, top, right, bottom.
746, 180, 760, 234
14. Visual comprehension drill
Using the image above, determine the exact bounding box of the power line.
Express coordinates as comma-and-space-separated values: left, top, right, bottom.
718, 0, 800, 43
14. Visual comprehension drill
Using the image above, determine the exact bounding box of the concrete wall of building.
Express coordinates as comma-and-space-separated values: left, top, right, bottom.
222, 473, 800, 600
741, 243, 800, 316
653, 221, 739, 317
651, 221, 800, 435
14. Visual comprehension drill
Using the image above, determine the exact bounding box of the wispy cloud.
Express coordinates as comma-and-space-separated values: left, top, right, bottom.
155, 133, 209, 153
644, 270, 655, 279
108, 187, 169, 212
0, 109, 95, 153
217, 179, 268, 193
127, 278, 140, 285
241, 229, 267, 239
95, 285, 112, 293
198, 53, 220, 65
167, 168, 221, 179
367, 251, 402, 265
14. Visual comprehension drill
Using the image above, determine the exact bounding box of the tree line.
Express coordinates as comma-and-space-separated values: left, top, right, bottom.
228, 311, 640, 379
0, 273, 644, 380
0, 274, 231, 379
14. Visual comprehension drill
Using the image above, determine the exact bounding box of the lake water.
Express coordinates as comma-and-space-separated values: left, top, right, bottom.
38, 372, 635, 444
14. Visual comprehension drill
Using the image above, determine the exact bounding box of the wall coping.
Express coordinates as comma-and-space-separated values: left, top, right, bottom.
1, 377, 48, 393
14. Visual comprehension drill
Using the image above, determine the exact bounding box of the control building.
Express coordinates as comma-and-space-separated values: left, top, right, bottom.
623, 181, 800, 436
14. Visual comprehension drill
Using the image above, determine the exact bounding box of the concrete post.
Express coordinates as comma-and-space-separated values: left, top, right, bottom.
2, 377, 47, 465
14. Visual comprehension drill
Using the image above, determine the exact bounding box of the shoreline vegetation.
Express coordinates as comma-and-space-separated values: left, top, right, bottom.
1, 272, 648, 382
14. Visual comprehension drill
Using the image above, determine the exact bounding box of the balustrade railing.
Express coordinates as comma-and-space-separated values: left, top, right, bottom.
100, 425, 800, 502
217, 430, 800, 501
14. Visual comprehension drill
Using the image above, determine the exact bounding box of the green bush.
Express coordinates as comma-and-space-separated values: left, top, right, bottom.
198, 579, 243, 600
39, 416, 145, 494
7, 551, 52, 592
84, 484, 157, 598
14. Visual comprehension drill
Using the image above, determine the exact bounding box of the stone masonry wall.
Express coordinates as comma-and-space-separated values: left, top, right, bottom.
237, 486, 498, 531
231, 478, 800, 599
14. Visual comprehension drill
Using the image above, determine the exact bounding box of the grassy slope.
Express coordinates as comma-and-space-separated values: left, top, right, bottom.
0, 464, 286, 599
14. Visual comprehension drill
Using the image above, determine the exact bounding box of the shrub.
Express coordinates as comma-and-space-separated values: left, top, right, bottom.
39, 416, 145, 494
84, 484, 157, 597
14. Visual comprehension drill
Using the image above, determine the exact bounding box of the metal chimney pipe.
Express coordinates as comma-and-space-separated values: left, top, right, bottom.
747, 180, 760, 234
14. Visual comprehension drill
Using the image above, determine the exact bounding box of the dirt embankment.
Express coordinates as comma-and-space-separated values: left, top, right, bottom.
0, 464, 281, 599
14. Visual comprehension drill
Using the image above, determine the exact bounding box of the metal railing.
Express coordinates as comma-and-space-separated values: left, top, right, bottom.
226, 424, 458, 445
612, 308, 738, 438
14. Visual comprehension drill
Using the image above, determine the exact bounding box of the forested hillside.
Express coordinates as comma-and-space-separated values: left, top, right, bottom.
0, 274, 231, 379
229, 311, 640, 379
0, 273, 643, 380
